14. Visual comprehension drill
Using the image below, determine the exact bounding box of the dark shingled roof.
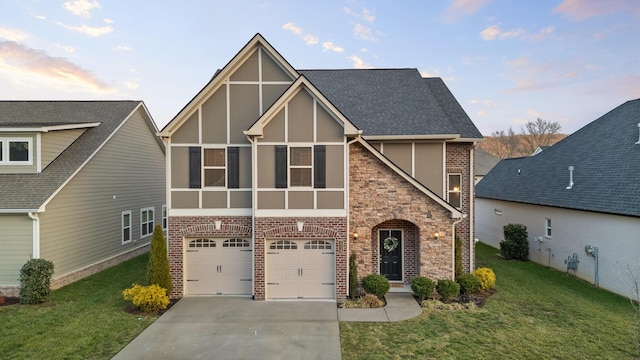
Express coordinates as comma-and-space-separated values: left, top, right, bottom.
0, 101, 142, 210
475, 148, 500, 176
476, 99, 640, 217
299, 69, 482, 139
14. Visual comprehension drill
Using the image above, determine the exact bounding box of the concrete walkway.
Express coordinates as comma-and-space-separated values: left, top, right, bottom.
338, 292, 422, 322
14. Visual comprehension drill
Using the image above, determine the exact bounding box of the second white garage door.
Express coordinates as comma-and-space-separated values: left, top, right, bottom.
185, 238, 253, 295
266, 239, 335, 299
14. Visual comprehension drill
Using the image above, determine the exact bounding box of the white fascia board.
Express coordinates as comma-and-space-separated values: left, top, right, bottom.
0, 123, 101, 133
363, 134, 459, 141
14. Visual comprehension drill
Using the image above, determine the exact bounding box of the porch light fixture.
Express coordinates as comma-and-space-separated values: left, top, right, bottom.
434, 230, 439, 239
353, 229, 358, 240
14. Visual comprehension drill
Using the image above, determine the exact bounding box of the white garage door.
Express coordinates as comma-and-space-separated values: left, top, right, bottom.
185, 238, 253, 295
266, 239, 335, 299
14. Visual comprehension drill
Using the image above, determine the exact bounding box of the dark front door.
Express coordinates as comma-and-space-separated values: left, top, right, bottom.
379, 230, 402, 281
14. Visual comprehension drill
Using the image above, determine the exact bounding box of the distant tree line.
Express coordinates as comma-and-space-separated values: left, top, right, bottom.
478, 118, 566, 159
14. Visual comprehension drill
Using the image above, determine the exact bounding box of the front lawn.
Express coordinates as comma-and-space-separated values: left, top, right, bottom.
340, 243, 638, 359
0, 254, 156, 359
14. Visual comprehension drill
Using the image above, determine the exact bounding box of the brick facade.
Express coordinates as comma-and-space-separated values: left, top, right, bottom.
349, 142, 456, 282
446, 142, 474, 272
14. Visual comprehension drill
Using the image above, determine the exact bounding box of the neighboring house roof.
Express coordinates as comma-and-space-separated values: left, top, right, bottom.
476, 98, 640, 217
0, 101, 158, 211
299, 69, 483, 139
532, 145, 551, 156
474, 148, 500, 177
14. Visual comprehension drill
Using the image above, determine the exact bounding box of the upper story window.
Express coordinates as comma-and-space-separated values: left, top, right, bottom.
162, 205, 168, 231
290, 147, 312, 186
545, 218, 552, 237
0, 138, 32, 165
275, 145, 326, 188
448, 174, 462, 209
188, 146, 239, 189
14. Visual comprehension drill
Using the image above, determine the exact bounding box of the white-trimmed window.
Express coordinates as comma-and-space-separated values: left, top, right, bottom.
448, 174, 462, 208
203, 148, 225, 187
290, 147, 312, 187
545, 218, 552, 237
162, 205, 168, 231
141, 207, 154, 238
0, 138, 32, 165
122, 211, 132, 244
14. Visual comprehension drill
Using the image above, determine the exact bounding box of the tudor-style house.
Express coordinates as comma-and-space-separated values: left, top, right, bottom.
160, 34, 483, 301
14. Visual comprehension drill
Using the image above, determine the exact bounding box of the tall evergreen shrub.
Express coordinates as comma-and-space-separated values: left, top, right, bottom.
500, 223, 529, 260
147, 224, 172, 294
19, 258, 54, 304
349, 253, 358, 299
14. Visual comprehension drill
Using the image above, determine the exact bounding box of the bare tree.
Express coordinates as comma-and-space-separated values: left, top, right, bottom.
490, 127, 520, 159
521, 118, 562, 154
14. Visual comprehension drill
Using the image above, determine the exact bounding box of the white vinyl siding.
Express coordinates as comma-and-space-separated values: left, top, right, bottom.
0, 214, 33, 286
40, 129, 85, 169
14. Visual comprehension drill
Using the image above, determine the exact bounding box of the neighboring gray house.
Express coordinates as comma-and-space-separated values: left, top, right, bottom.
0, 101, 166, 296
476, 99, 640, 299
474, 148, 500, 184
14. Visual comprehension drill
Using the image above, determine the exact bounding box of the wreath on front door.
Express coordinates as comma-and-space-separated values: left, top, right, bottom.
383, 236, 399, 252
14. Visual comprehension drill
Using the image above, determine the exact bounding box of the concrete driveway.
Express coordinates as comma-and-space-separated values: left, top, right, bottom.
112, 297, 341, 360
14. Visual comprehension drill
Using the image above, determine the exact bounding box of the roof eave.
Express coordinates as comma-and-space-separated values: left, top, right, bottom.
0, 122, 101, 132
363, 134, 459, 141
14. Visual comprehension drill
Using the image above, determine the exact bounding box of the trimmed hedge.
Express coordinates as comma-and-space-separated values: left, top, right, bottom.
411, 276, 435, 300
457, 273, 481, 294
361, 274, 390, 298
19, 258, 55, 304
436, 279, 460, 302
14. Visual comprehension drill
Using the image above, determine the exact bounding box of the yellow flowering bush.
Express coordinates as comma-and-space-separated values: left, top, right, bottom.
122, 283, 169, 313
472, 267, 496, 291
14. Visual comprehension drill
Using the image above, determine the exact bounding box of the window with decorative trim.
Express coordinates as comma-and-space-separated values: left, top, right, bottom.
162, 205, 167, 231
204, 148, 226, 187
140, 207, 154, 238
448, 174, 462, 208
0, 138, 32, 165
545, 218, 552, 237
122, 211, 131, 245
275, 145, 326, 188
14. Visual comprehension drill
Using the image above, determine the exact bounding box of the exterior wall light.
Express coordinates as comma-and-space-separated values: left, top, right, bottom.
353, 229, 358, 240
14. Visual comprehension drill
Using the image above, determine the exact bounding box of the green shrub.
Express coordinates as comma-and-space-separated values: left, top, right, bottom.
500, 223, 529, 260
455, 235, 463, 278
411, 276, 435, 300
349, 253, 358, 300
472, 267, 496, 291
19, 258, 54, 304
436, 279, 460, 302
122, 283, 169, 313
457, 273, 481, 294
147, 224, 172, 294
361, 274, 390, 298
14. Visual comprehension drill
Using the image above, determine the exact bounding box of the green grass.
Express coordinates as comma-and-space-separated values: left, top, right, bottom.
340, 243, 639, 359
0, 254, 156, 360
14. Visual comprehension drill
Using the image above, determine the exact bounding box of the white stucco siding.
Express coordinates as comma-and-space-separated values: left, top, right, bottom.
0, 214, 33, 286
476, 198, 640, 299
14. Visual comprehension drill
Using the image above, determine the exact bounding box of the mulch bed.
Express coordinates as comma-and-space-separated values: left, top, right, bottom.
415, 288, 497, 308
0, 296, 20, 307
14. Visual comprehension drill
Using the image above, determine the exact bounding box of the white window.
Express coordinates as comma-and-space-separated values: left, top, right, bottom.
448, 174, 462, 208
290, 147, 312, 187
0, 138, 32, 165
141, 207, 154, 238
203, 148, 225, 187
122, 211, 132, 244
162, 205, 168, 231
545, 218, 552, 237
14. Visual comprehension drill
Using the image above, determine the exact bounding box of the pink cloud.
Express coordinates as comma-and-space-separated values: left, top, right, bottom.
442, 0, 491, 23
553, 0, 640, 20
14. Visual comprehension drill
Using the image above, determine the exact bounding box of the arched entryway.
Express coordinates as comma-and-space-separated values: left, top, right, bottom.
371, 219, 419, 285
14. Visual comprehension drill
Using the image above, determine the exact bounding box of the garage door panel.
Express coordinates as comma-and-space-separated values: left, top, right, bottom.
266, 239, 335, 299
185, 238, 253, 296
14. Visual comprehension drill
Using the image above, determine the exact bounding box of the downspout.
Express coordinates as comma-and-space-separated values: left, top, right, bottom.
28, 212, 40, 259
469, 146, 475, 272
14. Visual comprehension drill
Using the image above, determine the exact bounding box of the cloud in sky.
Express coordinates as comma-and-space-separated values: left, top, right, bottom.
63, 0, 101, 18
0, 26, 29, 42
442, 0, 491, 23
114, 45, 134, 51
343, 7, 376, 23
57, 21, 113, 36
348, 55, 373, 69
282, 23, 318, 45
0, 41, 112, 92
480, 24, 553, 41
322, 42, 344, 53
122, 81, 139, 90
354, 23, 377, 42
553, 0, 640, 21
